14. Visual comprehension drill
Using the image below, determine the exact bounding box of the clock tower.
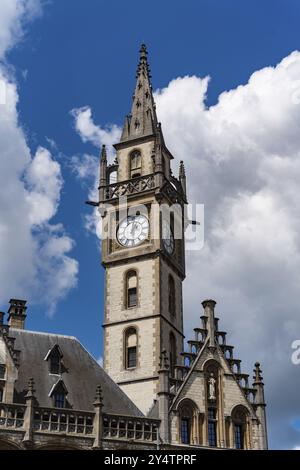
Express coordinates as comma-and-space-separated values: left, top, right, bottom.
99, 45, 187, 414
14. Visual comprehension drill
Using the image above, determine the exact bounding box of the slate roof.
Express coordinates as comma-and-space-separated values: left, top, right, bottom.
10, 329, 143, 417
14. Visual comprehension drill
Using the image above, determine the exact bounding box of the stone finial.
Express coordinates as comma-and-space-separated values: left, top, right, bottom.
100, 144, 107, 162
26, 378, 36, 399
159, 349, 169, 370
179, 160, 185, 178
139, 43, 147, 60
202, 299, 217, 310
253, 362, 264, 384
94, 385, 104, 407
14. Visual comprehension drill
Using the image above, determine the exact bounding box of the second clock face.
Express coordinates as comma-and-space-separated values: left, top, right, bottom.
117, 215, 149, 247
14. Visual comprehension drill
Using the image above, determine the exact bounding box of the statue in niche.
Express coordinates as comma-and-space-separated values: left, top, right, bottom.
208, 373, 216, 400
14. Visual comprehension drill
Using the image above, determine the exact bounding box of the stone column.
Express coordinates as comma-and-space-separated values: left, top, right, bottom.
93, 385, 104, 449
23, 378, 36, 446
158, 350, 170, 444
252, 362, 268, 449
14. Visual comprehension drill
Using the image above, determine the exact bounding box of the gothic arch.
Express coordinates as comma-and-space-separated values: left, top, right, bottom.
203, 359, 222, 447
202, 358, 221, 373
0, 439, 21, 450
230, 403, 250, 417
36, 442, 82, 450
129, 148, 142, 178
230, 404, 251, 449
176, 398, 199, 445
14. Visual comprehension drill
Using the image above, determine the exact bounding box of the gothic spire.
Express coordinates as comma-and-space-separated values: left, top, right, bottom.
120, 44, 158, 142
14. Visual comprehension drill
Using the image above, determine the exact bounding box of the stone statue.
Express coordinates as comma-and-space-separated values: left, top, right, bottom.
208, 373, 216, 400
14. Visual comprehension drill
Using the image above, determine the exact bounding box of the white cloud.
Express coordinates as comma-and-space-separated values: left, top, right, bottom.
0, 0, 78, 314
0, 0, 41, 60
71, 106, 121, 159
154, 51, 300, 449
71, 108, 122, 240
70, 153, 99, 181
70, 152, 102, 240
73, 50, 300, 448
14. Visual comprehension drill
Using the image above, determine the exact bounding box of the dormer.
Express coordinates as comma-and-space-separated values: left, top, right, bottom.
49, 379, 69, 409
44, 345, 67, 375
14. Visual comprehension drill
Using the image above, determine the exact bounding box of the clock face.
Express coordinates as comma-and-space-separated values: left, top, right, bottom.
162, 220, 174, 254
117, 215, 149, 247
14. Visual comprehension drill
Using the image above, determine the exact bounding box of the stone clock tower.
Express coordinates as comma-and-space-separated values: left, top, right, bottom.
99, 45, 187, 414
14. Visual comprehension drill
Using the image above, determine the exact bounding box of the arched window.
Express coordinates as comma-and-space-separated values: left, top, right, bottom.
232, 406, 248, 449
109, 170, 117, 184
130, 150, 141, 178
178, 400, 198, 445
125, 327, 137, 369
168, 275, 175, 316
126, 270, 137, 308
204, 360, 220, 447
208, 406, 217, 447
169, 332, 177, 375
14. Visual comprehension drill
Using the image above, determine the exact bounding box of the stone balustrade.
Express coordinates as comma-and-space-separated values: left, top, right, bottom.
103, 413, 159, 443
0, 403, 25, 429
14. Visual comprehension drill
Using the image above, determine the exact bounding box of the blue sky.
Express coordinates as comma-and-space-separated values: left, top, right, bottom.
7, 0, 299, 354
1, 0, 300, 449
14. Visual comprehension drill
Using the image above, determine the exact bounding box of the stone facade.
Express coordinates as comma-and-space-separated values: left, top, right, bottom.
0, 44, 268, 450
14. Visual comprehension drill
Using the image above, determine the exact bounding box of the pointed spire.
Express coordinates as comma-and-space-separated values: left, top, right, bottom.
179, 160, 186, 195
121, 44, 158, 142
99, 145, 107, 201
253, 362, 264, 385
100, 144, 107, 162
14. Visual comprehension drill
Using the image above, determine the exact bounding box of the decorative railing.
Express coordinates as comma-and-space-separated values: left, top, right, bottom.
33, 408, 94, 435
0, 403, 161, 445
0, 403, 25, 429
103, 413, 159, 443
105, 174, 155, 200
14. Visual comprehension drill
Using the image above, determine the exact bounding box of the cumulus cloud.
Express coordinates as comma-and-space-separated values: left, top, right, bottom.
74, 50, 300, 448
154, 51, 300, 449
0, 0, 42, 60
70, 152, 102, 239
71, 106, 121, 159
71, 108, 122, 240
0, 0, 78, 313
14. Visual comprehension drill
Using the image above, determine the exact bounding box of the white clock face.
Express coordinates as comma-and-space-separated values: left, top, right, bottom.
162, 220, 174, 254
117, 215, 149, 247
